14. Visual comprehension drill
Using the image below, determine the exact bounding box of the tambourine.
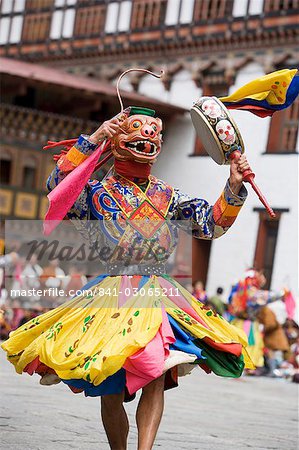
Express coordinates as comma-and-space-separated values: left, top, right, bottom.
191, 96, 275, 218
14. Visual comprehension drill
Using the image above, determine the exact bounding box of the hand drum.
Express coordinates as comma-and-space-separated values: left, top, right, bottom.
190, 96, 275, 218
190, 96, 244, 165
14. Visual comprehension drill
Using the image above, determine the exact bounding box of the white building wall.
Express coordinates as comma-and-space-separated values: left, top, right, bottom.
139, 63, 299, 298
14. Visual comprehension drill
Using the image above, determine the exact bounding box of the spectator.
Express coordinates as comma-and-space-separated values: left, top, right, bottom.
208, 287, 226, 315
40, 259, 65, 307
0, 252, 19, 269
63, 264, 87, 299
0, 308, 11, 340
21, 254, 43, 303
192, 280, 208, 304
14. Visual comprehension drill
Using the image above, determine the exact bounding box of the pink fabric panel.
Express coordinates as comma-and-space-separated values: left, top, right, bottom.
118, 276, 132, 307
124, 308, 175, 394
243, 320, 251, 336
285, 291, 296, 320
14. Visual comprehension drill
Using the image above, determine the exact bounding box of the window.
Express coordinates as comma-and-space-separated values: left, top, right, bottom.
232, 0, 248, 16
0, 153, 12, 185
248, 0, 264, 15
22, 12, 51, 42
266, 97, 299, 153
131, 0, 167, 30
253, 210, 285, 289
26, 0, 53, 8
105, 1, 132, 33
1, 0, 25, 13
54, 0, 76, 6
0, 0, 25, 45
194, 0, 233, 21
264, 0, 298, 12
49, 0, 76, 39
74, 5, 106, 37
165, 0, 195, 25
14, 86, 37, 108
22, 157, 37, 190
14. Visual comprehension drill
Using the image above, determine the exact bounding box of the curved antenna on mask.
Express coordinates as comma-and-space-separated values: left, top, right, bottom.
116, 68, 165, 112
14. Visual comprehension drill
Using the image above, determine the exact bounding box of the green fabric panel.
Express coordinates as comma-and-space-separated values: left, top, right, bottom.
195, 339, 245, 378
248, 322, 256, 346
129, 106, 156, 117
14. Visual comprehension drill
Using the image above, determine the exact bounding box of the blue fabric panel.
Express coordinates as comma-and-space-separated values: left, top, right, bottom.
62, 368, 126, 397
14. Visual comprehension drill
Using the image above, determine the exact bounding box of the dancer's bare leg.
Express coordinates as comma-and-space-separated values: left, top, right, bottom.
136, 374, 165, 450
101, 391, 129, 450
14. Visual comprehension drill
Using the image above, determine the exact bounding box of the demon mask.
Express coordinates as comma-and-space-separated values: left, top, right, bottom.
110, 107, 163, 164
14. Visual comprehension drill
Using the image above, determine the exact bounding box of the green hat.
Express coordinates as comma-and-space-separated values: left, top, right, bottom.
128, 106, 156, 117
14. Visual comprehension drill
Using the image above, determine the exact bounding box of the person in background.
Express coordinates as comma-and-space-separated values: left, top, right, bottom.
21, 253, 43, 304
10, 299, 25, 331
0, 307, 11, 340
192, 280, 208, 304
63, 264, 88, 300
208, 287, 226, 316
284, 319, 299, 347
0, 252, 19, 269
10, 255, 27, 300
40, 259, 65, 307
229, 268, 288, 374
257, 304, 289, 377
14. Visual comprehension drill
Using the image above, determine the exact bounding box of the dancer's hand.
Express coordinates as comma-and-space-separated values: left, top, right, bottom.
89, 118, 122, 144
229, 154, 251, 194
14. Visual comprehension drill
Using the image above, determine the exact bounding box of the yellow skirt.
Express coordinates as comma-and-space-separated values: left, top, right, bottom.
2, 275, 254, 397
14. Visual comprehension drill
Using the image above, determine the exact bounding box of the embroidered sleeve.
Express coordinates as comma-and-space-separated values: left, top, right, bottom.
46, 135, 98, 219
172, 180, 247, 239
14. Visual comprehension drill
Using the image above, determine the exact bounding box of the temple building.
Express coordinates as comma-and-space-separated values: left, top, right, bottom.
0, 0, 298, 293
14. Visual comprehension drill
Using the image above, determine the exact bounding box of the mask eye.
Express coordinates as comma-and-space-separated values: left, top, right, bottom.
152, 124, 157, 132
132, 120, 141, 129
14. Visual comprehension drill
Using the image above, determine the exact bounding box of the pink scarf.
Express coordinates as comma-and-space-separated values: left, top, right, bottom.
44, 142, 109, 235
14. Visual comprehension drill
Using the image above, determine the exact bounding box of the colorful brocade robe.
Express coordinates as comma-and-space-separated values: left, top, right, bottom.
47, 135, 248, 246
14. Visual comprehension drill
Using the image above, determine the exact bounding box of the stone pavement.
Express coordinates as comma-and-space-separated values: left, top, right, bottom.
0, 348, 297, 450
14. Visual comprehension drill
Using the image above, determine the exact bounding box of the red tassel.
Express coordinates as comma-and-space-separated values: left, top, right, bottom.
44, 138, 113, 168
53, 149, 68, 161
43, 139, 77, 150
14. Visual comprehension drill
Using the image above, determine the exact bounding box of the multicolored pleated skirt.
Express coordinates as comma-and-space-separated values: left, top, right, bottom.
2, 275, 254, 399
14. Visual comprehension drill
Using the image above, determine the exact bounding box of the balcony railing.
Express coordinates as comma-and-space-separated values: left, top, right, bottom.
0, 103, 98, 145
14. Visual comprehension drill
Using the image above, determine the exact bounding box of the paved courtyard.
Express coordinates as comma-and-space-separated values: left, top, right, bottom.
0, 348, 297, 450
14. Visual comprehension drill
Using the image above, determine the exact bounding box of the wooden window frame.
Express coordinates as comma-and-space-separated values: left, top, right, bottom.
265, 97, 299, 154
263, 0, 298, 13
193, 0, 234, 22
131, 0, 167, 31
253, 208, 288, 289
74, 5, 106, 37
22, 11, 51, 42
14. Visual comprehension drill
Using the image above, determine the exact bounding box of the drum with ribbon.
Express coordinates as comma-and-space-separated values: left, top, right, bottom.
190, 96, 244, 165
190, 96, 275, 218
